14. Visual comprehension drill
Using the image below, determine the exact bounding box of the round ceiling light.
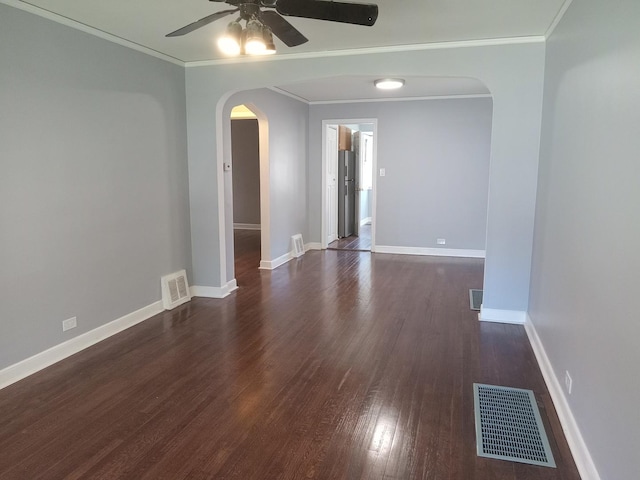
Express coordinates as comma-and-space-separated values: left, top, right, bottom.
374, 78, 405, 90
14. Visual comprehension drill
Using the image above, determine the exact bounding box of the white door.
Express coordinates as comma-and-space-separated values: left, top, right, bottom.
326, 126, 338, 244
361, 131, 374, 228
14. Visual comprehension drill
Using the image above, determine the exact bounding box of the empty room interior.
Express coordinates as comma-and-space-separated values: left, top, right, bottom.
0, 0, 637, 479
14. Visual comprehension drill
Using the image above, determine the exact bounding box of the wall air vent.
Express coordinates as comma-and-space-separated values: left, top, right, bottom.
292, 234, 305, 258
161, 269, 191, 310
469, 289, 483, 311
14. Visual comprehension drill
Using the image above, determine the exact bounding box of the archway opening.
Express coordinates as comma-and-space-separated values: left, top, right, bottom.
230, 105, 262, 283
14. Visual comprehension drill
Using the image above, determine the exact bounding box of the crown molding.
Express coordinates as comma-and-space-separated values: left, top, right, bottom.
308, 93, 492, 106
185, 36, 546, 68
267, 87, 492, 106
2, 0, 184, 66
545, 0, 574, 38
267, 87, 311, 104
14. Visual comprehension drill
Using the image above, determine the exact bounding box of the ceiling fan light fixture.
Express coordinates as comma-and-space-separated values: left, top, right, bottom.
244, 19, 267, 55
374, 78, 405, 90
217, 21, 242, 56
261, 27, 277, 55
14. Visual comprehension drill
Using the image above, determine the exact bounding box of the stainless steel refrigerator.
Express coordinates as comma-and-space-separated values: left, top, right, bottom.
337, 150, 356, 238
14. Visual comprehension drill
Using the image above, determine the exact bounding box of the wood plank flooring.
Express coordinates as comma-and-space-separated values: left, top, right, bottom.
0, 238, 581, 479
328, 224, 372, 251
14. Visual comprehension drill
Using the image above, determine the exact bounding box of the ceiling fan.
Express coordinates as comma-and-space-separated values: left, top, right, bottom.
166, 0, 379, 54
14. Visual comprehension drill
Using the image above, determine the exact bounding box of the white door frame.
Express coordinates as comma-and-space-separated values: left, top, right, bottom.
353, 130, 361, 237
321, 118, 378, 250
325, 125, 338, 245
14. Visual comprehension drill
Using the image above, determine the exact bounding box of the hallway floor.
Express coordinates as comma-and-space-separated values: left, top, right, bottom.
328, 223, 372, 251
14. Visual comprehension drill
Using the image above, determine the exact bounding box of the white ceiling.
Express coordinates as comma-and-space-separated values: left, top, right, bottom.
15, 0, 567, 63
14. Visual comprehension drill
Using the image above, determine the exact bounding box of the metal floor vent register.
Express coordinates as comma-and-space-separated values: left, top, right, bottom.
161, 270, 191, 311
291, 234, 305, 258
469, 289, 483, 311
473, 384, 556, 468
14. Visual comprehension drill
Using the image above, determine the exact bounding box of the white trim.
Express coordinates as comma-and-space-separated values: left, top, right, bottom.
233, 223, 261, 230
0, 0, 183, 66
305, 242, 322, 251
190, 279, 238, 299
479, 306, 526, 324
0, 301, 163, 390
185, 36, 546, 67
259, 251, 293, 270
216, 93, 233, 291
267, 90, 492, 107
248, 103, 272, 279
545, 0, 574, 38
374, 245, 485, 258
268, 87, 310, 104
525, 315, 601, 480
360, 217, 372, 227
310, 93, 492, 106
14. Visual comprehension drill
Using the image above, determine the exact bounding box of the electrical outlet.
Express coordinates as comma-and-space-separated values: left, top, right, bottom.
437, 238, 446, 245
564, 370, 572, 395
379, 168, 386, 177
62, 316, 77, 332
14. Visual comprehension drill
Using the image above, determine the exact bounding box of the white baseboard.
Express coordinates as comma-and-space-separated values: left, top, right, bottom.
375, 245, 485, 258
479, 306, 526, 324
260, 251, 293, 270
360, 217, 372, 226
233, 223, 261, 231
0, 301, 163, 390
259, 245, 318, 269
525, 315, 601, 480
190, 279, 238, 298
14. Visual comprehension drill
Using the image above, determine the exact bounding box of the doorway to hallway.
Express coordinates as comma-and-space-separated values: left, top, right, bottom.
323, 120, 376, 252
328, 223, 372, 251
229, 104, 263, 284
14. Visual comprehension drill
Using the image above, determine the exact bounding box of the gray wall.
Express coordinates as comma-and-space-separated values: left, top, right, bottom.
223, 89, 308, 280
310, 98, 493, 251
529, 1, 640, 478
231, 119, 261, 225
0, 4, 190, 369
186, 44, 545, 314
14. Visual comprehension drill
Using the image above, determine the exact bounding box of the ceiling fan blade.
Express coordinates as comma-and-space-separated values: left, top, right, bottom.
166, 8, 238, 37
275, 0, 378, 27
261, 11, 308, 47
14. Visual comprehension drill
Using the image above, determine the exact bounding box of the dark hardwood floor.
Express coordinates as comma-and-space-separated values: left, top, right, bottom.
234, 228, 262, 286
0, 238, 580, 479
328, 224, 372, 251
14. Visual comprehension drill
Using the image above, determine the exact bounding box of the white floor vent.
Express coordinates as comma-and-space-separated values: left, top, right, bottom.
161, 270, 191, 310
469, 289, 483, 311
292, 234, 305, 258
